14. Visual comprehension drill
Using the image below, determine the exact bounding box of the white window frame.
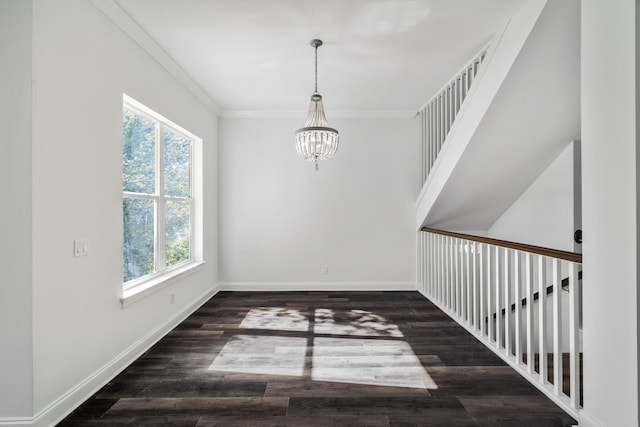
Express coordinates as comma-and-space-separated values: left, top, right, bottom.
121, 94, 204, 305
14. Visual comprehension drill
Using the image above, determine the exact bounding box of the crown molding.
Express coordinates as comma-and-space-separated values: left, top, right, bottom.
220, 110, 417, 119
90, 0, 221, 116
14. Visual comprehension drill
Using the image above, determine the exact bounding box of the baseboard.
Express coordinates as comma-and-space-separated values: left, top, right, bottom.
578, 411, 604, 427
218, 281, 417, 292
31, 284, 220, 427
0, 417, 32, 426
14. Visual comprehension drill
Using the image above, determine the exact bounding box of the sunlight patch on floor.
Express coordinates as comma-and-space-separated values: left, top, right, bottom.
311, 337, 437, 389
239, 307, 309, 332
208, 335, 307, 377
210, 307, 436, 389
314, 308, 404, 337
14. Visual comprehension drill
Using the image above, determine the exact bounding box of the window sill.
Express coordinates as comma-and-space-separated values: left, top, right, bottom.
120, 261, 206, 308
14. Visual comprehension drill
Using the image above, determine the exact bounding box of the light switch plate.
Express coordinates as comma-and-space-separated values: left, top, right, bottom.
74, 240, 88, 257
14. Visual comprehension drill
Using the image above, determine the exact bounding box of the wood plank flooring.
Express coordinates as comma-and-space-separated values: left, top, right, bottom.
59, 291, 577, 426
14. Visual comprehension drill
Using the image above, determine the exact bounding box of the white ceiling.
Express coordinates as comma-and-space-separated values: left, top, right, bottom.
111, 0, 528, 115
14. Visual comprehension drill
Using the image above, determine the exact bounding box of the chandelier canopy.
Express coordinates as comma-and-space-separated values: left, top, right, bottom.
294, 39, 339, 171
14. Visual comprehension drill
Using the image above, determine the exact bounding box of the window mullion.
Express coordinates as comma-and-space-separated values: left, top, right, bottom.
189, 197, 194, 260
123, 191, 157, 200
189, 141, 194, 259
164, 195, 189, 202
156, 123, 166, 273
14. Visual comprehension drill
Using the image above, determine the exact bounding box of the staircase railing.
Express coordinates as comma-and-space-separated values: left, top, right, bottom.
417, 228, 583, 418
418, 48, 487, 189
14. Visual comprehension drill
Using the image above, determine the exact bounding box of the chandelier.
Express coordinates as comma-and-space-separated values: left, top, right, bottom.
294, 39, 339, 171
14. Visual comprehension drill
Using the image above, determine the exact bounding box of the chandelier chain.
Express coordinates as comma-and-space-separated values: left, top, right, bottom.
314, 44, 318, 93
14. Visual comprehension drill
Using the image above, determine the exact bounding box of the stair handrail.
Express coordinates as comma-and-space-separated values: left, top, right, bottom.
420, 227, 582, 264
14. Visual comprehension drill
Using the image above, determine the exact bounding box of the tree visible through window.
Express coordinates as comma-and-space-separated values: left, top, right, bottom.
122, 97, 194, 285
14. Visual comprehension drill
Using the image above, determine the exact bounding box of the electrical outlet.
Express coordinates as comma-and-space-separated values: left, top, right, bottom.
170, 294, 175, 304
321, 265, 329, 274
74, 240, 88, 257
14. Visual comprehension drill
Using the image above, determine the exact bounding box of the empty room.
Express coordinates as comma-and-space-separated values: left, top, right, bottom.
1, 1, 638, 426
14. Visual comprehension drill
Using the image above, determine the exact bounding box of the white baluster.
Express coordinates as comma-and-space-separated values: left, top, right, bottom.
552, 259, 563, 396
504, 247, 511, 356
487, 244, 493, 341
439, 234, 444, 304
424, 233, 429, 297
449, 85, 454, 130
569, 263, 580, 409
538, 255, 548, 384
419, 110, 423, 186
495, 245, 501, 348
432, 234, 437, 301
435, 234, 440, 303
428, 103, 432, 169
430, 101, 435, 168
451, 237, 459, 316
417, 233, 427, 293
427, 105, 431, 172
457, 239, 462, 318
471, 242, 479, 329
462, 71, 467, 100
422, 109, 426, 181
444, 236, 450, 308
526, 253, 533, 374
444, 87, 449, 138
449, 237, 454, 310
514, 251, 522, 363
466, 239, 471, 324
479, 243, 485, 336
422, 109, 426, 183
437, 94, 442, 153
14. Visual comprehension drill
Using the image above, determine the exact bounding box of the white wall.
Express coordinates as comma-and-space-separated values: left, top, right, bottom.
0, 0, 34, 420
418, 0, 581, 233
488, 142, 577, 252
581, 1, 639, 426
219, 116, 417, 289
30, 0, 219, 422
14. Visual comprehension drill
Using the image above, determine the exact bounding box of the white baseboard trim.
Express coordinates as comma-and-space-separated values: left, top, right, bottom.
31, 284, 220, 427
0, 417, 32, 426
578, 411, 604, 427
218, 281, 417, 292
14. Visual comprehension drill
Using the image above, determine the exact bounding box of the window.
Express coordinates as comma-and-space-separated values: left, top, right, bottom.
122, 95, 200, 291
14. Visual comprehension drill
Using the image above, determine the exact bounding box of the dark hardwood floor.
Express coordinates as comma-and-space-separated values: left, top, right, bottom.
59, 291, 577, 426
